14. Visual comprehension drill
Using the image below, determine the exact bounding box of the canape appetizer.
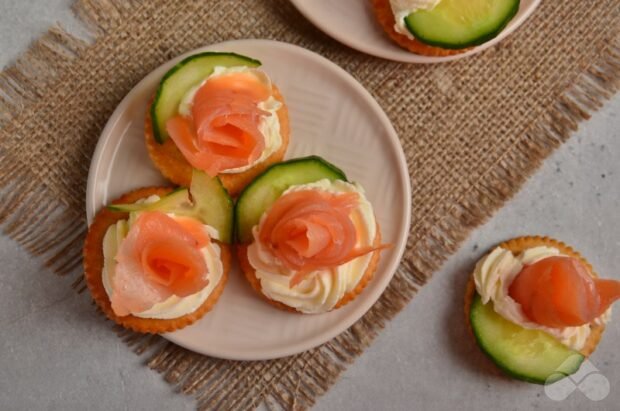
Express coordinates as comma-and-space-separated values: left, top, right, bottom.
466, 236, 620, 384
83, 170, 233, 333
235, 156, 390, 314
146, 52, 290, 196
372, 0, 520, 56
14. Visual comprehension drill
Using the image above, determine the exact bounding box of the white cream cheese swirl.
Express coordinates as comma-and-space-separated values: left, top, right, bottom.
178, 66, 283, 174
474, 246, 612, 351
247, 179, 376, 314
101, 196, 224, 319
389, 0, 442, 40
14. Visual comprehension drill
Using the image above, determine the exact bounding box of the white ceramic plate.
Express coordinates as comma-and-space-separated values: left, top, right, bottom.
86, 39, 411, 360
290, 0, 541, 63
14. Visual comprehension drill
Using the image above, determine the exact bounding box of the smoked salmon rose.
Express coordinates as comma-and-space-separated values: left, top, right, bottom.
83, 186, 231, 334
167, 70, 272, 177
145, 57, 290, 196
257, 190, 387, 287
236, 172, 389, 314
111, 211, 210, 316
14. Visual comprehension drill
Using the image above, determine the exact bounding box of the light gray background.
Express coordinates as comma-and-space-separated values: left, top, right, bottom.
1, 1, 618, 410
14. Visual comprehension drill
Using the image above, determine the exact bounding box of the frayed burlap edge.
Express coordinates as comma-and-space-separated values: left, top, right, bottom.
0, 0, 619, 410
0, 0, 140, 284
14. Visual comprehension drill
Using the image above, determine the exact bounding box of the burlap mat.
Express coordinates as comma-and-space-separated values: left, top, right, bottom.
1, 0, 618, 409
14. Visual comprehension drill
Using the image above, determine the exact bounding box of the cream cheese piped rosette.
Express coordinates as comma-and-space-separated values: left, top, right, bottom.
372, 0, 520, 56
83, 170, 233, 333
145, 52, 290, 196
465, 236, 620, 384
235, 156, 390, 314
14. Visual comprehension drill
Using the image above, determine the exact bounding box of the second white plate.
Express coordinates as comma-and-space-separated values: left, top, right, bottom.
86, 39, 411, 360
290, 0, 541, 63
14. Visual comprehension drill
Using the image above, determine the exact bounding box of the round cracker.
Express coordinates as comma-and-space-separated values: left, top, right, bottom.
464, 236, 605, 359
237, 224, 383, 314
145, 86, 290, 197
371, 0, 469, 57
83, 187, 231, 334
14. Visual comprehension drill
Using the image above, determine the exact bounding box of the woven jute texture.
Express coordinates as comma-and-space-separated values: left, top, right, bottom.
1, 0, 619, 409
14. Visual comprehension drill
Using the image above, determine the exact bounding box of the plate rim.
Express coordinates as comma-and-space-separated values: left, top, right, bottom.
86, 39, 411, 360
289, 0, 542, 64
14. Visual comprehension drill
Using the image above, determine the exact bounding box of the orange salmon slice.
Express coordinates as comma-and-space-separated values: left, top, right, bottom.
509, 256, 620, 328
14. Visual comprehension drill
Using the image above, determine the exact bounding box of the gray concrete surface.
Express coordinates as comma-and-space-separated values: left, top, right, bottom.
1, 1, 618, 410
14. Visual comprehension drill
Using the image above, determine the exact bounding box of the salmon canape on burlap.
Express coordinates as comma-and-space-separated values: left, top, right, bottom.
465, 236, 620, 384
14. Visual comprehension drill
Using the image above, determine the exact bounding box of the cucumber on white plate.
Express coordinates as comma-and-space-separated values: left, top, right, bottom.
151, 52, 261, 143
405, 0, 520, 49
109, 170, 234, 243
234, 156, 347, 243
